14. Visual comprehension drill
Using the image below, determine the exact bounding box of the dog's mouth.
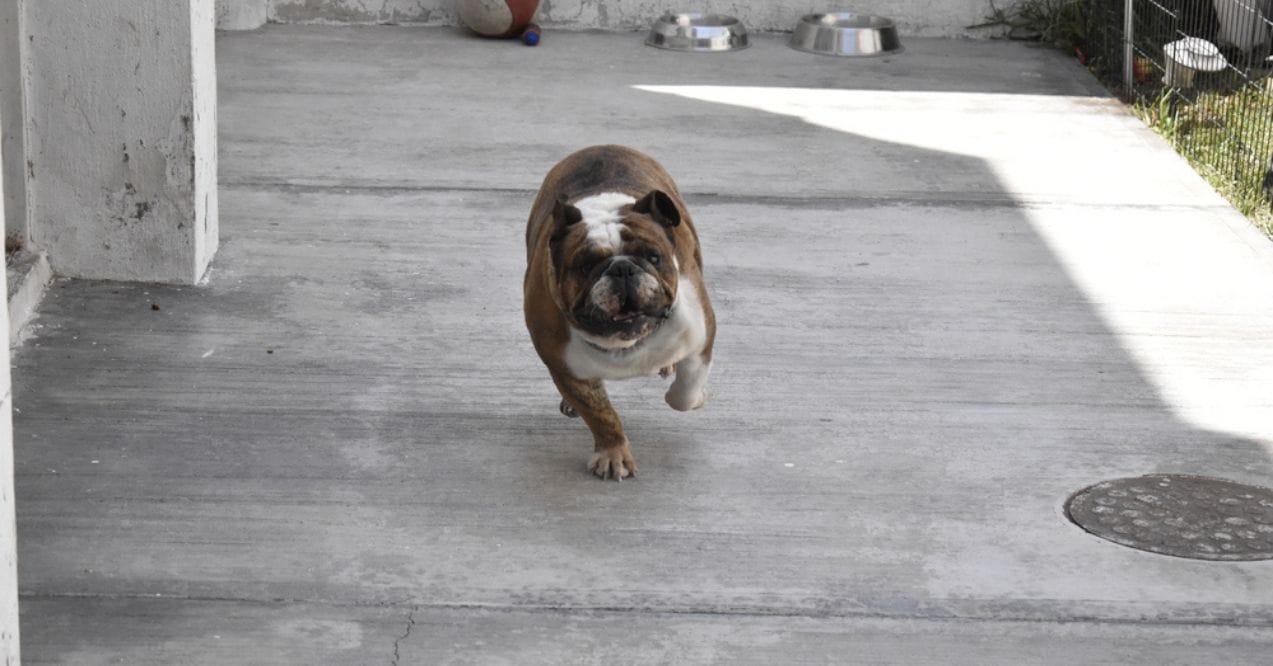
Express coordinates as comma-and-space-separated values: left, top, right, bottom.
571, 265, 675, 344
573, 303, 672, 343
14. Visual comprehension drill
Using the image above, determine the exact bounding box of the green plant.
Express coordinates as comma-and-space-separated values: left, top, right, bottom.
970, 0, 1093, 50
1133, 88, 1183, 144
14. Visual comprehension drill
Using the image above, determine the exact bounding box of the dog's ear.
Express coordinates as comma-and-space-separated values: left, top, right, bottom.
552, 198, 583, 237
632, 190, 681, 228
550, 198, 583, 273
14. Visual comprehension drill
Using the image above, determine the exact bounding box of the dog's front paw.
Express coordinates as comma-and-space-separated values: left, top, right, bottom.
665, 386, 708, 412
588, 442, 637, 481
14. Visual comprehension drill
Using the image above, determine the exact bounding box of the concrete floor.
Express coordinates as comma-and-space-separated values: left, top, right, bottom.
14, 26, 1273, 663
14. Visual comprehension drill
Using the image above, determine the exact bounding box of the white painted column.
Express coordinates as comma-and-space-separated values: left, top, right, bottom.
24, 1, 218, 284
0, 108, 19, 665
1, 1, 27, 247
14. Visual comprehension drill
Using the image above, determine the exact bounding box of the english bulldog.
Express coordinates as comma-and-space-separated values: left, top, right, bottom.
523, 145, 716, 480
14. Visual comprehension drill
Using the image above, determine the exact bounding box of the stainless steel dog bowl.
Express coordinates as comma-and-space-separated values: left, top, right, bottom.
645, 13, 749, 52
789, 13, 903, 57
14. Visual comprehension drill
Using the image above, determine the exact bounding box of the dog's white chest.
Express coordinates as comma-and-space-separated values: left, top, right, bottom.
564, 282, 707, 381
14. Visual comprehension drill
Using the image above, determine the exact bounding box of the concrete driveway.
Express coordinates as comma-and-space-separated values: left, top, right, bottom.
14, 27, 1273, 663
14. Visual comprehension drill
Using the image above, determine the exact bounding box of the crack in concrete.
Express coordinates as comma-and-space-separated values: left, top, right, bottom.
390, 606, 417, 666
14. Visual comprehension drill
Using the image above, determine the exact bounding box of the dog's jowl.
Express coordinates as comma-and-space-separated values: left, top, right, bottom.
523, 145, 717, 480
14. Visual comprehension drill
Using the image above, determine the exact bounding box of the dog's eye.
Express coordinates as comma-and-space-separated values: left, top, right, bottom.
647, 253, 661, 266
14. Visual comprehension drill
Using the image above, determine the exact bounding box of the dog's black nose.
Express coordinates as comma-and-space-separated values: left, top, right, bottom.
605, 258, 638, 278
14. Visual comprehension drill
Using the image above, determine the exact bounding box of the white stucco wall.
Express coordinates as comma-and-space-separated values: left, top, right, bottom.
24, 1, 218, 284
216, 0, 268, 30
248, 0, 990, 37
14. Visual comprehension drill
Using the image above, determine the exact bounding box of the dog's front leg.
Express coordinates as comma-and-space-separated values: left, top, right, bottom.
666, 350, 712, 412
551, 370, 637, 480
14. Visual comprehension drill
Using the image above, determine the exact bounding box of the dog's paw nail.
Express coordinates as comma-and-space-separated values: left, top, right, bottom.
589, 449, 636, 481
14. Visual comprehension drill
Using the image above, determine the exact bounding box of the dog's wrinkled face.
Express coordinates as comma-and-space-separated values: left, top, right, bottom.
551, 190, 682, 348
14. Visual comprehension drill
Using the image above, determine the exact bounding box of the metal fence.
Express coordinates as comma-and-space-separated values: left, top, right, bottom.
1085, 0, 1273, 212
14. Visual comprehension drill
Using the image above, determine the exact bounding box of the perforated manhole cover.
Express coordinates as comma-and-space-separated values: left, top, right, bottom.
1066, 474, 1273, 561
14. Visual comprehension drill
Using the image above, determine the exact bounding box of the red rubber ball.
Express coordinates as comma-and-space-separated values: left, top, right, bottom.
457, 0, 541, 38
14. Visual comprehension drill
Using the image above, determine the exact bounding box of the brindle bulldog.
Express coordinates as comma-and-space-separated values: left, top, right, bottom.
524, 145, 716, 479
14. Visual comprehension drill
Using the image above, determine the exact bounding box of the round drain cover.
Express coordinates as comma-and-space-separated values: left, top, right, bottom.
1066, 474, 1273, 561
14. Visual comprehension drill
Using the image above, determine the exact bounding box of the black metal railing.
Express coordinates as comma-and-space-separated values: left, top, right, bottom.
1086, 0, 1273, 216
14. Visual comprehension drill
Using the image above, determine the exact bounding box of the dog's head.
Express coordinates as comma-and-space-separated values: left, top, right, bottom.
550, 190, 682, 348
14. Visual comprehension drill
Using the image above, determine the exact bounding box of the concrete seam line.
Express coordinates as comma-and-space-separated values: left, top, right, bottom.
216, 181, 1239, 213
17, 592, 1273, 630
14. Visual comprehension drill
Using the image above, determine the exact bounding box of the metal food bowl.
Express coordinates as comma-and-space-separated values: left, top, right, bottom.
789, 13, 903, 57
645, 13, 750, 52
